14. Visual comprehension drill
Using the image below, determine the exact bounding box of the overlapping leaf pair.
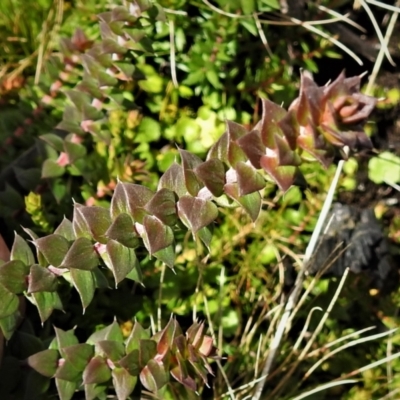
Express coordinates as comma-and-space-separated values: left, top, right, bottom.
26, 319, 216, 399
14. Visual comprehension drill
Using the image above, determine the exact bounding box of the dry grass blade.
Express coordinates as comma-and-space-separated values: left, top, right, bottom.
366, 0, 400, 13
303, 328, 398, 381
358, 0, 396, 66
291, 379, 358, 400
252, 155, 347, 400
317, 4, 367, 32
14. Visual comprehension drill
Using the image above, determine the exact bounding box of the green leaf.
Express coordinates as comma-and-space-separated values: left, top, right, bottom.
39, 133, 65, 152
63, 343, 94, 371
368, 152, 400, 184
31, 291, 63, 323
34, 234, 70, 267
241, 0, 255, 14
119, 349, 140, 376
0, 312, 19, 340
55, 359, 82, 382
112, 367, 137, 400
126, 322, 150, 353
54, 218, 75, 241
0, 260, 29, 293
87, 321, 124, 344
153, 245, 175, 269
83, 356, 111, 384
177, 196, 219, 233
13, 167, 41, 191
63, 141, 87, 164
42, 159, 65, 179
140, 359, 168, 392
61, 237, 99, 271
0, 283, 19, 318
55, 379, 78, 400
54, 328, 79, 354
179, 149, 203, 196
139, 339, 157, 368
96, 340, 125, 361
103, 239, 141, 286
10, 234, 35, 266
70, 268, 95, 311
224, 183, 262, 222
26, 349, 59, 378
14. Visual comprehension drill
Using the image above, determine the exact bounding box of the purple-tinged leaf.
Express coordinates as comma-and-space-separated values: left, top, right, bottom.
103, 239, 140, 286
72, 204, 91, 239
96, 340, 125, 361
186, 321, 205, 349
260, 156, 297, 192
83, 356, 111, 384
34, 234, 70, 267
258, 99, 287, 148
296, 71, 323, 125
54, 218, 75, 241
153, 245, 175, 269
28, 264, 58, 293
42, 159, 65, 179
236, 162, 265, 196
55, 378, 77, 400
278, 109, 299, 150
112, 367, 137, 400
139, 339, 157, 368
145, 188, 177, 226
27, 349, 59, 377
297, 134, 334, 168
140, 359, 168, 392
158, 162, 186, 198
55, 359, 81, 382
197, 335, 217, 358
70, 268, 95, 311
111, 182, 153, 221
63, 343, 94, 371
171, 353, 197, 391
236, 129, 265, 169
0, 260, 29, 294
39, 133, 65, 152
77, 73, 103, 99
273, 134, 301, 166
224, 183, 261, 222
54, 328, 79, 355
61, 237, 99, 271
31, 291, 63, 323
226, 120, 247, 139
157, 318, 183, 358
177, 196, 218, 233
57, 106, 85, 135
194, 159, 225, 197
119, 349, 140, 376
226, 122, 248, 167
179, 149, 203, 196
105, 213, 140, 249
73, 206, 111, 243
141, 216, 174, 255
87, 321, 124, 345
126, 322, 150, 353
187, 353, 211, 386
0, 283, 19, 318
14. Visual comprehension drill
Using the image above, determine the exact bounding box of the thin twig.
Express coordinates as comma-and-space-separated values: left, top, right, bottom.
168, 18, 179, 88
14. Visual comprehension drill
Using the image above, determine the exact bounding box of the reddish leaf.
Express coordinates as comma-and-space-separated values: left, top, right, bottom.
145, 188, 178, 226
141, 216, 174, 255
235, 162, 265, 196
105, 213, 140, 249
170, 354, 197, 391
194, 159, 225, 197
157, 318, 183, 358
207, 132, 229, 164
258, 99, 287, 148
179, 148, 204, 196
139, 359, 168, 392
34, 234, 70, 267
83, 356, 111, 384
27, 349, 59, 377
61, 238, 99, 271
177, 196, 218, 233
112, 367, 138, 400
96, 340, 125, 361
54, 218, 75, 241
111, 182, 153, 221
63, 343, 94, 371
28, 264, 58, 293
260, 155, 297, 192
236, 129, 265, 169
